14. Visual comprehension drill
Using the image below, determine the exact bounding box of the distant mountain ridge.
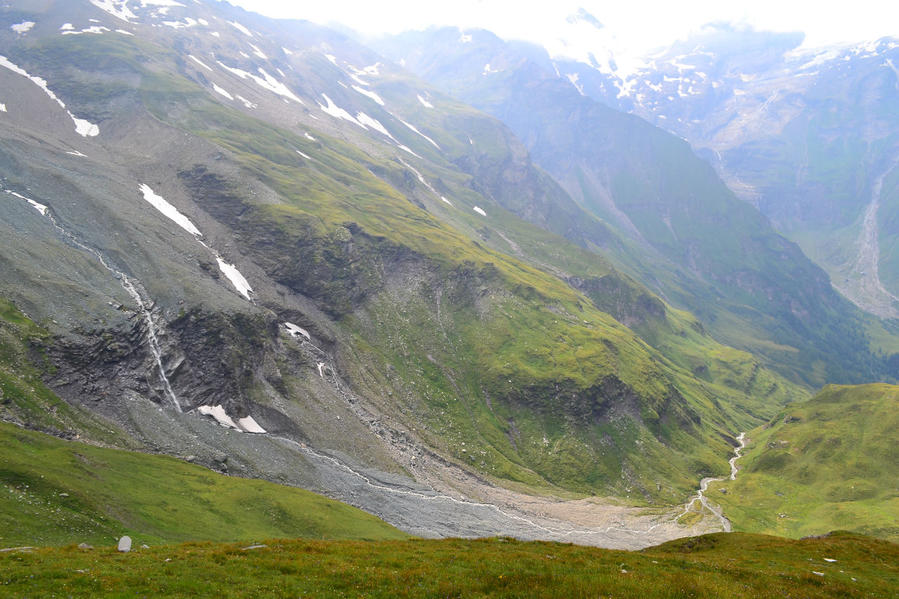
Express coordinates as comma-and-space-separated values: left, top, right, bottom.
373, 27, 897, 385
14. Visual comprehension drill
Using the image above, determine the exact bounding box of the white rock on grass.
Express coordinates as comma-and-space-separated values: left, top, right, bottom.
117, 536, 132, 552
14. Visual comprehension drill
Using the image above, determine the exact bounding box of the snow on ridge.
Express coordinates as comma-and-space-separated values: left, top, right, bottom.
284, 321, 311, 340
4, 189, 49, 216
0, 56, 99, 137
212, 83, 233, 100
417, 94, 434, 108
139, 183, 201, 236
352, 85, 384, 106
473, 206, 487, 216
11, 21, 36, 34
228, 21, 253, 37
216, 257, 253, 299
188, 55, 213, 71
141, 0, 185, 6
398, 119, 440, 149
89, 0, 136, 22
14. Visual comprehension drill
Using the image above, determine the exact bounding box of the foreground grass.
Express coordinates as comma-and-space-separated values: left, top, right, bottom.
0, 421, 406, 548
1, 531, 895, 598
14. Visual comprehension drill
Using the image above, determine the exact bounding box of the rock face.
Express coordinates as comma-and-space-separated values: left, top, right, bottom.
117, 536, 131, 553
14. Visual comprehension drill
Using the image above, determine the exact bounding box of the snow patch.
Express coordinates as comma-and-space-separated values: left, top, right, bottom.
459, 31, 472, 43
217, 61, 303, 103
141, 0, 185, 6
317, 362, 325, 378
566, 73, 585, 95
139, 184, 201, 236
482, 63, 500, 75
60, 23, 75, 31
318, 93, 362, 126
115, 29, 133, 35
0, 56, 99, 137
66, 150, 87, 157
0, 104, 5, 112
162, 18, 197, 29
216, 257, 253, 299
304, 132, 316, 141
249, 44, 267, 59
228, 21, 253, 37
284, 322, 311, 340
282, 47, 293, 55
197, 18, 208, 26
11, 21, 35, 35
210, 31, 220, 38
188, 55, 213, 71
89, 0, 136, 22
4, 189, 48, 216
473, 206, 487, 216
399, 119, 440, 149
352, 85, 384, 106
212, 84, 233, 100
237, 416, 266, 434
62, 26, 110, 35
296, 150, 311, 160
417, 94, 434, 108
197, 405, 239, 430
356, 112, 396, 140
235, 95, 256, 109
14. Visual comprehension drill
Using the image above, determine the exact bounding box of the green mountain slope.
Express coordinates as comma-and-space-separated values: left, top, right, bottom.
0, 421, 406, 547
712, 384, 899, 542
374, 28, 894, 386
0, 2, 810, 511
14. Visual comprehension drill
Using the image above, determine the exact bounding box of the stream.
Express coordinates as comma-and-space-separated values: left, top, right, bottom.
676, 432, 747, 532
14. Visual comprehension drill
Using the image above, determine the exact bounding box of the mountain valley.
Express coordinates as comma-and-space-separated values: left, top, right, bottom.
0, 2, 896, 594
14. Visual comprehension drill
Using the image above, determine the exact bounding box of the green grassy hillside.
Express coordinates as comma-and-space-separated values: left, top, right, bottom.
0, 29, 813, 503
0, 421, 406, 547
1, 532, 895, 598
712, 384, 899, 542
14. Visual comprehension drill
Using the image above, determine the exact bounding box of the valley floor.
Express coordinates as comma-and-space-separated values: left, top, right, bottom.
2, 532, 895, 598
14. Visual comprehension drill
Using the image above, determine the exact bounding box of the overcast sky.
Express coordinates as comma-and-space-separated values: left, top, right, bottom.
228, 0, 898, 61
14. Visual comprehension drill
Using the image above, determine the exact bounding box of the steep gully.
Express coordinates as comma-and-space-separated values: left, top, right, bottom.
4, 188, 749, 546
839, 159, 899, 318
3, 188, 182, 412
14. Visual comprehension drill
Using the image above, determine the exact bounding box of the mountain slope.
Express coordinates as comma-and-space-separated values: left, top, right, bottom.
712, 384, 899, 542
557, 26, 899, 321
0, 0, 816, 546
374, 28, 894, 386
